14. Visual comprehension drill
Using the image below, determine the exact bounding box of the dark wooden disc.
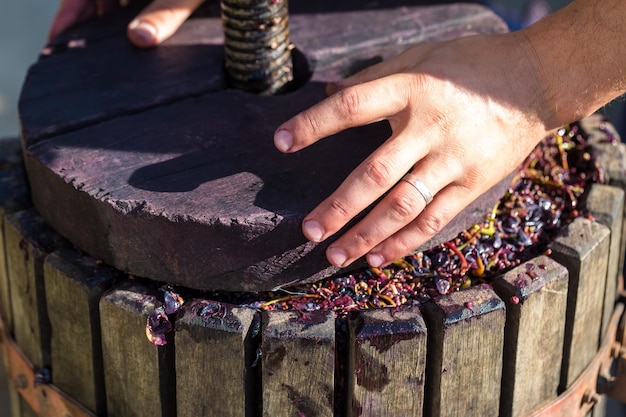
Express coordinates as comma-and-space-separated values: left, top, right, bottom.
19, 1, 510, 291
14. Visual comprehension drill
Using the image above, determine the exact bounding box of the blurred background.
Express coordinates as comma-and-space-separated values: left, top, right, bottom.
0, 0, 624, 416
0, 0, 55, 139
0, 0, 55, 413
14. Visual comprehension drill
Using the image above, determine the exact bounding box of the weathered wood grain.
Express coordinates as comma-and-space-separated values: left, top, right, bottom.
421, 283, 505, 417
549, 217, 610, 390
4, 209, 64, 369
0, 138, 31, 417
4, 208, 61, 417
175, 299, 258, 417
584, 184, 624, 338
582, 114, 626, 280
100, 280, 175, 417
22, 2, 506, 144
0, 137, 30, 330
492, 256, 569, 417
20, 3, 512, 291
348, 306, 427, 417
582, 117, 626, 417
43, 248, 118, 415
262, 309, 335, 417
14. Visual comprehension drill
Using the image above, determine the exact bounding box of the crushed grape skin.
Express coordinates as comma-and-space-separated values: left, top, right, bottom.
253, 123, 604, 316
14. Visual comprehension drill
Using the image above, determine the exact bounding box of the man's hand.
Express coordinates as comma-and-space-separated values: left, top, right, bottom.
48, 0, 205, 47
275, 32, 555, 269
275, 0, 626, 270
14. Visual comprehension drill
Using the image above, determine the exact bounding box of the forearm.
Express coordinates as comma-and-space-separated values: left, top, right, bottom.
522, 0, 626, 129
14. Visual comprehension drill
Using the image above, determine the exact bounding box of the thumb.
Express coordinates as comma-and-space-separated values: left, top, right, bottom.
127, 0, 206, 47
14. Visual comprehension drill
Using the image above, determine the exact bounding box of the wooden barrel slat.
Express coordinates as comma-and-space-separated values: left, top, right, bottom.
549, 217, 610, 389
348, 306, 427, 417
582, 115, 626, 417
0, 137, 30, 330
585, 184, 625, 337
0, 138, 33, 417
261, 310, 335, 417
175, 300, 258, 417
3, 209, 63, 417
99, 281, 175, 417
422, 284, 506, 417
583, 115, 626, 277
4, 209, 64, 369
492, 256, 569, 417
43, 248, 118, 415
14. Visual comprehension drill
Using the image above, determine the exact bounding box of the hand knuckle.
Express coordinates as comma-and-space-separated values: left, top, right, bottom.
389, 192, 420, 219
354, 231, 375, 247
363, 159, 393, 188
394, 235, 417, 256
338, 88, 362, 120
329, 198, 350, 218
299, 112, 322, 137
417, 212, 447, 236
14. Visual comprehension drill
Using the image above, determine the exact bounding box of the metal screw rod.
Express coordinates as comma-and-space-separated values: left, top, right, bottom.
221, 0, 293, 94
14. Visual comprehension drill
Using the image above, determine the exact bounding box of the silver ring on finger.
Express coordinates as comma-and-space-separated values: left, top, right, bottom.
401, 173, 434, 205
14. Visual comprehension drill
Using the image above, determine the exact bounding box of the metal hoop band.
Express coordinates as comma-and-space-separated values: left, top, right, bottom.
402, 174, 434, 204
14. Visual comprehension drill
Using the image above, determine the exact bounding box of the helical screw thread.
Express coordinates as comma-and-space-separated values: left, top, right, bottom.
221, 0, 293, 95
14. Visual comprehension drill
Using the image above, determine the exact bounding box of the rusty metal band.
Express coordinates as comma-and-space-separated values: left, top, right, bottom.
527, 300, 624, 417
0, 316, 97, 417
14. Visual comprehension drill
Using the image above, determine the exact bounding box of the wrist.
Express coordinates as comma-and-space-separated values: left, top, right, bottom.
520, 0, 626, 130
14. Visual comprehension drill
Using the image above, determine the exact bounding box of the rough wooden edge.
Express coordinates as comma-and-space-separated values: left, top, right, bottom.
549, 217, 610, 390
422, 283, 506, 417
347, 306, 427, 417
262, 309, 335, 417
43, 248, 118, 414
99, 280, 175, 417
175, 299, 259, 417
492, 256, 569, 417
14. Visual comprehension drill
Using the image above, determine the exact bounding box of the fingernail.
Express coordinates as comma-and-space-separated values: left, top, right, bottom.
128, 20, 158, 45
303, 219, 324, 242
274, 129, 293, 153
328, 247, 348, 267
367, 253, 385, 268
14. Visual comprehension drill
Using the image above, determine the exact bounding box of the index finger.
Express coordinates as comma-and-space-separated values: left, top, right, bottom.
274, 73, 416, 153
